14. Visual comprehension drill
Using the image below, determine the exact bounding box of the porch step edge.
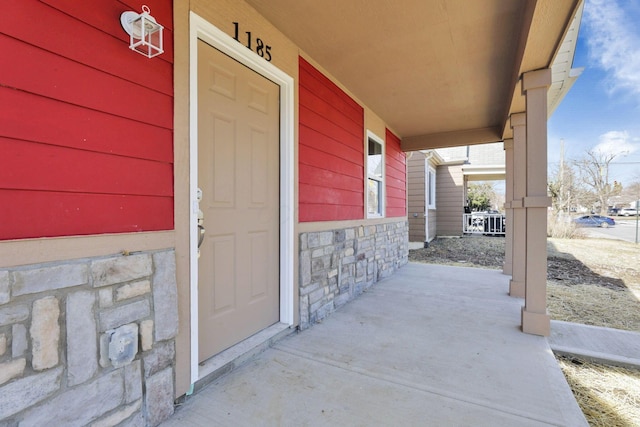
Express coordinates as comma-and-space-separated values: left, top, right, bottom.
178, 323, 295, 402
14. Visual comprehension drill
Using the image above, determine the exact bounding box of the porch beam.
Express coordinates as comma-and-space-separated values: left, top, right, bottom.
401, 127, 502, 152
503, 138, 514, 276
521, 68, 552, 336
509, 114, 526, 298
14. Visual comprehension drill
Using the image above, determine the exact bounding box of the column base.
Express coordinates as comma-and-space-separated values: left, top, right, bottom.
509, 280, 525, 298
521, 307, 550, 336
502, 263, 513, 276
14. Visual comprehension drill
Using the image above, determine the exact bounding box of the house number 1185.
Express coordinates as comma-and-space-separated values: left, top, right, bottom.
232, 22, 272, 62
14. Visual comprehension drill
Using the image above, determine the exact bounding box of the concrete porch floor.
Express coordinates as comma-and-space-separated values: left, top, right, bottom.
162, 263, 588, 426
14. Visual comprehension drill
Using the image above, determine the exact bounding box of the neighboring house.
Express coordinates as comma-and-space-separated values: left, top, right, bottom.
407, 150, 441, 245
408, 143, 507, 241
0, 1, 584, 425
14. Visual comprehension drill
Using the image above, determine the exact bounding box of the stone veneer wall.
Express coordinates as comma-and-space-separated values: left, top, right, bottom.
299, 220, 408, 329
0, 249, 179, 427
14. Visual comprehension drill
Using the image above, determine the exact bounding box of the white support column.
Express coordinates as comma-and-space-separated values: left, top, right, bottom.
503, 138, 514, 276
521, 69, 552, 336
509, 115, 526, 298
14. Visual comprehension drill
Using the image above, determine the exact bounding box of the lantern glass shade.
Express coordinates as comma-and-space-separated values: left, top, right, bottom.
121, 7, 164, 58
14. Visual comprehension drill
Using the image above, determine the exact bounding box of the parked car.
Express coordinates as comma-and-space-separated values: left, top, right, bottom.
573, 215, 615, 228
607, 207, 621, 216
619, 208, 639, 217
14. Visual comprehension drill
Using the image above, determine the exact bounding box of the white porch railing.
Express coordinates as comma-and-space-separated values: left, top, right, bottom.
463, 213, 506, 235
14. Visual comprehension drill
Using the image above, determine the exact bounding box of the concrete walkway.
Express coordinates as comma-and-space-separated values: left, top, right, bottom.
162, 263, 587, 426
550, 320, 640, 369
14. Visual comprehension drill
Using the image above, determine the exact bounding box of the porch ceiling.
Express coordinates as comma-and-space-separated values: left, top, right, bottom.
245, 0, 581, 150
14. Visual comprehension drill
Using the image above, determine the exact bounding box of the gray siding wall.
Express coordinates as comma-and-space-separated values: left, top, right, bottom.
407, 152, 426, 242
468, 142, 505, 165
436, 164, 465, 236
428, 209, 437, 241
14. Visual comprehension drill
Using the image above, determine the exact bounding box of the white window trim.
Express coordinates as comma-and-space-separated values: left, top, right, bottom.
427, 165, 436, 210
366, 130, 385, 219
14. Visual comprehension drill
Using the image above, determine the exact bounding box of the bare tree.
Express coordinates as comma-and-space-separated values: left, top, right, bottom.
572, 150, 622, 213
548, 162, 577, 213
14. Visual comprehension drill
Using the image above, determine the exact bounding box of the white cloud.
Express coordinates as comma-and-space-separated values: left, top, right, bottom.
593, 130, 639, 157
584, 0, 640, 96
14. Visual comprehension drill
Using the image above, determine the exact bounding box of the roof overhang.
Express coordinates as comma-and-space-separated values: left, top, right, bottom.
245, 0, 583, 150
462, 165, 506, 182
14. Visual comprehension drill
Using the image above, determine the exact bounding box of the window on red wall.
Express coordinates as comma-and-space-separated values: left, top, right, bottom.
366, 131, 384, 218
298, 57, 365, 222
385, 129, 407, 217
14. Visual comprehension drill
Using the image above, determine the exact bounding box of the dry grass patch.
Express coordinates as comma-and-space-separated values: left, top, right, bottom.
558, 357, 640, 427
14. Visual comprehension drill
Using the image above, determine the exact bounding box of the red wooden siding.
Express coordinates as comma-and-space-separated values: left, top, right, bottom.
299, 57, 364, 222
385, 129, 407, 217
0, 0, 173, 240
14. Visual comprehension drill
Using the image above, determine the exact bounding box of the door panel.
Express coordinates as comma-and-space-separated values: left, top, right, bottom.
197, 40, 280, 362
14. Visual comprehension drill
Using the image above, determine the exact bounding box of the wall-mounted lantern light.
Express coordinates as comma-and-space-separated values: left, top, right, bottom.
120, 5, 164, 58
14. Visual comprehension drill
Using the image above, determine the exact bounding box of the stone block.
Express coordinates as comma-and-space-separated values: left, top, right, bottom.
99, 333, 110, 368
0, 333, 5, 356
311, 248, 324, 258
140, 319, 153, 351
299, 233, 308, 250
0, 304, 29, 327
99, 299, 150, 331
67, 290, 98, 386
117, 411, 145, 427
299, 281, 320, 297
124, 360, 142, 403
99, 288, 113, 308
0, 366, 62, 420
116, 280, 150, 302
145, 367, 174, 426
12, 323, 27, 357
345, 228, 355, 240
311, 257, 329, 273
334, 292, 350, 308
0, 271, 8, 305
299, 250, 311, 286
91, 399, 141, 427
309, 298, 325, 315
308, 287, 325, 306
152, 251, 179, 342
107, 323, 138, 368
31, 296, 59, 370
334, 230, 346, 243
91, 253, 152, 288
315, 302, 334, 321
19, 368, 124, 427
308, 231, 332, 249
0, 358, 25, 386
12, 263, 88, 297
143, 341, 175, 378
299, 296, 309, 329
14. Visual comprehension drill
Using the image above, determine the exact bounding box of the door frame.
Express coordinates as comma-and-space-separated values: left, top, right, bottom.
189, 12, 295, 384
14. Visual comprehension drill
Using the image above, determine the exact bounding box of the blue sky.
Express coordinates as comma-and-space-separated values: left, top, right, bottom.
548, 0, 640, 186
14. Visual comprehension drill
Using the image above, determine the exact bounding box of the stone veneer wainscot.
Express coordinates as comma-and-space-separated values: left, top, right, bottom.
0, 250, 179, 427
299, 220, 408, 329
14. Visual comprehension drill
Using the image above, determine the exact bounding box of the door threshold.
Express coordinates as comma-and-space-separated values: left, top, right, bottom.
191, 322, 294, 396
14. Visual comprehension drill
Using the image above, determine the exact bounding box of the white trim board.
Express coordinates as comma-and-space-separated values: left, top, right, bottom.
189, 12, 295, 385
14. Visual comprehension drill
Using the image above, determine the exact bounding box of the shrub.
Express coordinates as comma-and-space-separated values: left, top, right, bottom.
547, 212, 586, 239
